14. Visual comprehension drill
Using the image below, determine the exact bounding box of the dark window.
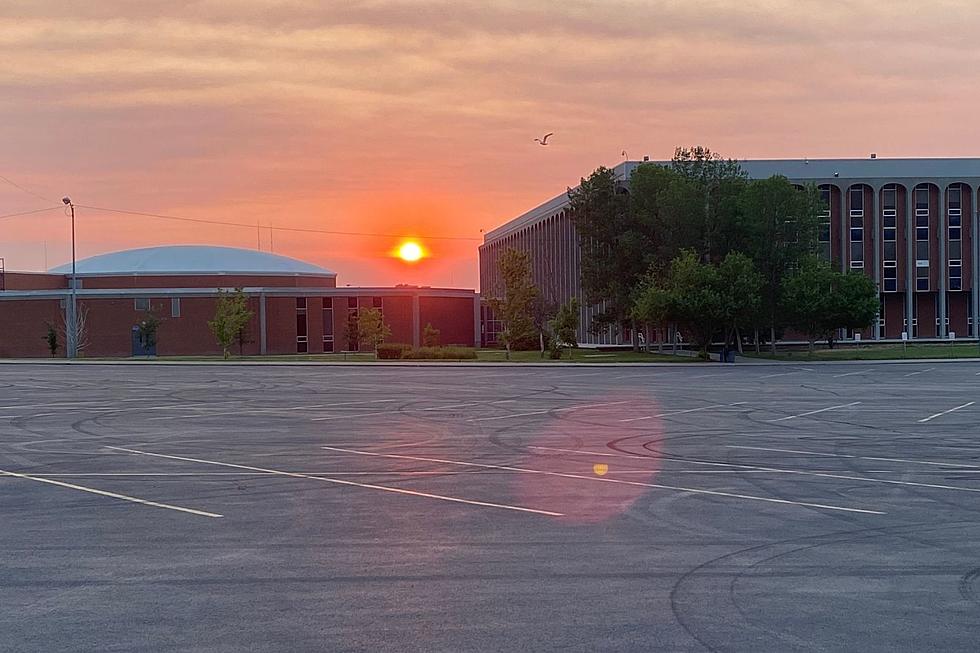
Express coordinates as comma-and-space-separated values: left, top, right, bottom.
372, 297, 383, 308
296, 297, 307, 309
171, 298, 181, 318
882, 187, 897, 210
322, 309, 333, 337
884, 279, 897, 292
850, 215, 863, 228
915, 188, 929, 210
883, 266, 897, 279
297, 338, 308, 354
951, 278, 962, 291
850, 188, 864, 211
916, 213, 929, 228
296, 313, 307, 337
916, 227, 929, 241
883, 227, 896, 241
850, 227, 863, 242
949, 187, 962, 210
883, 215, 896, 229
949, 227, 962, 241
323, 297, 332, 309
917, 278, 929, 291
348, 297, 358, 309
949, 213, 962, 227
818, 223, 830, 242
322, 338, 334, 353
134, 298, 150, 311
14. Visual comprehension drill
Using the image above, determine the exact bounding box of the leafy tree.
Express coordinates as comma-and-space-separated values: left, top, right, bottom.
489, 248, 538, 357
344, 310, 361, 352
715, 252, 763, 351
783, 256, 879, 353
208, 288, 253, 359
44, 322, 59, 357
422, 322, 440, 347
738, 176, 822, 353
137, 312, 161, 355
567, 167, 645, 346
549, 297, 580, 358
358, 307, 391, 357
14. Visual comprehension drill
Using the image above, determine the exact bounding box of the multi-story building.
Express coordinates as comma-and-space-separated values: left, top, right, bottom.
479, 158, 980, 346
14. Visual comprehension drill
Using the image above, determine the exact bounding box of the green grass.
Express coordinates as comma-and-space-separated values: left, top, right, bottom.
116, 349, 701, 363
744, 342, 980, 361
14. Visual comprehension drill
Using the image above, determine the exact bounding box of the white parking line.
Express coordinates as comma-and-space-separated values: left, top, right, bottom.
528, 445, 643, 459
618, 403, 745, 423
919, 401, 976, 423
770, 401, 861, 422
106, 446, 561, 517
469, 400, 631, 422
759, 368, 812, 379
321, 446, 884, 515
0, 467, 222, 518
903, 368, 935, 377
833, 370, 870, 378
727, 445, 980, 469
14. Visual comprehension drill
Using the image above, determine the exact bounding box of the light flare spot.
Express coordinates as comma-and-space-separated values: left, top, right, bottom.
593, 463, 609, 476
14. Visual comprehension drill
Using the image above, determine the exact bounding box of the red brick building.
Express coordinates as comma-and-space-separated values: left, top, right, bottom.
0, 245, 478, 357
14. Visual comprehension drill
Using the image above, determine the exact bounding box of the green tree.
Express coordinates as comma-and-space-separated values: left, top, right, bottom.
422, 322, 440, 347
783, 256, 879, 353
489, 248, 538, 357
549, 297, 580, 358
344, 310, 361, 352
358, 307, 391, 357
208, 288, 253, 359
44, 322, 59, 357
137, 312, 161, 355
716, 252, 763, 352
567, 167, 645, 347
738, 176, 822, 353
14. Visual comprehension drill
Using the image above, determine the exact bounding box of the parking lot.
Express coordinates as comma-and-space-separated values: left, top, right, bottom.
2, 361, 980, 651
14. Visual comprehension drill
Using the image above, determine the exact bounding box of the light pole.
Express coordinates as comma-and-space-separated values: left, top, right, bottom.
62, 196, 77, 358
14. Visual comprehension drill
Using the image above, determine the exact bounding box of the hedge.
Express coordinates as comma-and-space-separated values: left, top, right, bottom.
401, 346, 478, 360
376, 343, 412, 359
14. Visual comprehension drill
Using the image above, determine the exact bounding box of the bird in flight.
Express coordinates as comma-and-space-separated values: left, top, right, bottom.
534, 132, 554, 146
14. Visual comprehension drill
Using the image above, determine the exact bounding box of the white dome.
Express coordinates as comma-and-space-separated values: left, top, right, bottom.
50, 245, 336, 277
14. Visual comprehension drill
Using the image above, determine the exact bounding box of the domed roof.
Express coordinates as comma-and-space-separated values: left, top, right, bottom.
50, 245, 336, 277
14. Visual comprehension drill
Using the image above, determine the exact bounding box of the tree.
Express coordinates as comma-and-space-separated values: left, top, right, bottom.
44, 322, 59, 357
549, 297, 580, 358
358, 307, 391, 357
137, 312, 160, 355
567, 166, 645, 346
344, 310, 361, 352
715, 252, 763, 352
422, 322, 440, 347
489, 248, 538, 357
738, 176, 822, 354
783, 256, 879, 353
208, 288, 253, 359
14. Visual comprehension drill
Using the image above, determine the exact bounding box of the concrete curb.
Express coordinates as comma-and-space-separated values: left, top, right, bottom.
0, 357, 978, 368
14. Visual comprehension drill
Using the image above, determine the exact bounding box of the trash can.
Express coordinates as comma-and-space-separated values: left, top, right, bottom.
725, 349, 736, 363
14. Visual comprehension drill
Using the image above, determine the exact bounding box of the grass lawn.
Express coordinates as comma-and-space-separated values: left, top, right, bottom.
116, 349, 701, 364
744, 342, 980, 361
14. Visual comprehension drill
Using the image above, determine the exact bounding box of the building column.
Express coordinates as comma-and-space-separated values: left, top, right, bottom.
839, 187, 848, 273
259, 293, 267, 355
472, 295, 481, 348
938, 185, 947, 338
872, 185, 881, 340
905, 185, 915, 339
973, 186, 980, 338
411, 293, 420, 347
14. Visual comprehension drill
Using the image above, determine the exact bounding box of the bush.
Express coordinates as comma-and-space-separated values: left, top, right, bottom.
422, 323, 440, 347
376, 343, 411, 359
402, 346, 478, 360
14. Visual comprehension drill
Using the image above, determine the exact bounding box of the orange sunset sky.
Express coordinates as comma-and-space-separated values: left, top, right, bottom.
2, 1, 980, 289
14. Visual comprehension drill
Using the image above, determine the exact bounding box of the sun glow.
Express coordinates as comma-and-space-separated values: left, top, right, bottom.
396, 241, 424, 262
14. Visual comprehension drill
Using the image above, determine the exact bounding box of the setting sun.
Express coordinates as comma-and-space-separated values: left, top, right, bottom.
397, 241, 424, 262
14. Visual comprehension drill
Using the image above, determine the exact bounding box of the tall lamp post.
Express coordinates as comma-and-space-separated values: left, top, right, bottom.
62, 196, 77, 358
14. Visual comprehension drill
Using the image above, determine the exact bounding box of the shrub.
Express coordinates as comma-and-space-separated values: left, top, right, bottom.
422, 322, 440, 347
402, 346, 477, 360
376, 343, 411, 359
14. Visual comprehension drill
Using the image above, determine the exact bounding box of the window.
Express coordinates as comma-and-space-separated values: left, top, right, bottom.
134, 298, 150, 311
818, 187, 831, 258
296, 297, 308, 353
322, 297, 334, 351
915, 187, 929, 212
850, 227, 864, 242
171, 298, 181, 318
916, 265, 929, 292
849, 187, 864, 214
883, 262, 897, 293
348, 297, 358, 309
883, 227, 896, 242
949, 226, 962, 241
372, 296, 383, 309
850, 260, 864, 269
882, 186, 897, 211
949, 187, 962, 211
950, 259, 962, 291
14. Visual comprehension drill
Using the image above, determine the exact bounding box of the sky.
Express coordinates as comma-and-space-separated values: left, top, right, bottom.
2, 1, 980, 289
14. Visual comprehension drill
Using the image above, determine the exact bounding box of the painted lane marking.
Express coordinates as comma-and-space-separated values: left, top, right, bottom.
0, 467, 222, 518
320, 446, 884, 515
619, 403, 746, 423
919, 401, 976, 423
833, 370, 871, 378
105, 446, 561, 517
727, 445, 980, 469
759, 368, 812, 379
469, 400, 631, 423
770, 401, 861, 422
903, 368, 935, 377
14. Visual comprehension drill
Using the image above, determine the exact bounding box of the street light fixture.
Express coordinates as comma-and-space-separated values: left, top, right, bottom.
62, 196, 77, 358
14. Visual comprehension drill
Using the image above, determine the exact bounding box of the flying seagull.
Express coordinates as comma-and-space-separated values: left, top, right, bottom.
534, 132, 553, 146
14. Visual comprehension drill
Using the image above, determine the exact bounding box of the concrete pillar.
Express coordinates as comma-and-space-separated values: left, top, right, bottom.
473, 295, 481, 348
939, 185, 947, 338
259, 293, 267, 355
905, 185, 915, 339
973, 186, 980, 337
839, 186, 848, 273
411, 294, 420, 347
872, 185, 881, 340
